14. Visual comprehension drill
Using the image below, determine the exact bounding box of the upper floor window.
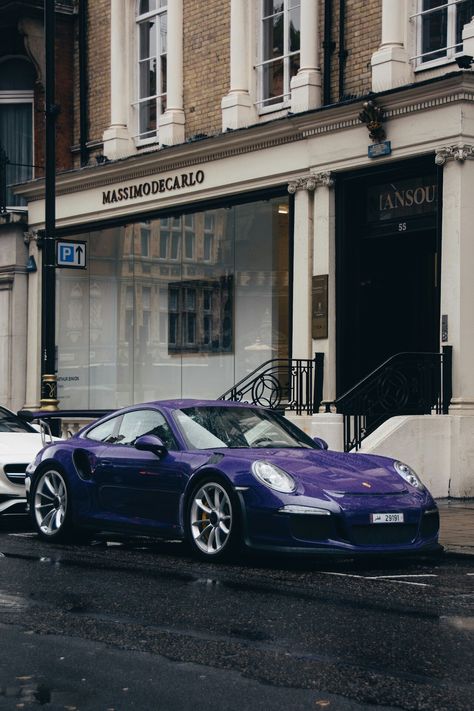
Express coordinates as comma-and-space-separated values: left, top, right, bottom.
0, 57, 35, 209
414, 0, 474, 66
256, 0, 300, 111
136, 0, 167, 143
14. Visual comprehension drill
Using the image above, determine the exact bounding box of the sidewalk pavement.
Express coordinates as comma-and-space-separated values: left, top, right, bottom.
437, 499, 474, 556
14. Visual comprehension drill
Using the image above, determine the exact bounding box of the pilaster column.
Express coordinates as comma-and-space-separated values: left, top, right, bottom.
288, 176, 316, 359
311, 171, 335, 402
159, 0, 185, 147
102, 0, 133, 159
371, 0, 412, 91
290, 0, 321, 112
221, 0, 256, 131
435, 144, 474, 414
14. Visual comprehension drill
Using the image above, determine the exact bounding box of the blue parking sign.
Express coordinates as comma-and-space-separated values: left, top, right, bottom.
56, 240, 87, 269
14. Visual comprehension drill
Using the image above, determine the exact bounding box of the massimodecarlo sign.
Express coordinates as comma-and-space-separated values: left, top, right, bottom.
102, 170, 205, 205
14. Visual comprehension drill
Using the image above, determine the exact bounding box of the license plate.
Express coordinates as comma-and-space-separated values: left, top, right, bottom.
370, 512, 404, 524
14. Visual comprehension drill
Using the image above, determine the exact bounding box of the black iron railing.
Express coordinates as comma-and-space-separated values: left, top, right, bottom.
326, 347, 452, 452
218, 353, 324, 415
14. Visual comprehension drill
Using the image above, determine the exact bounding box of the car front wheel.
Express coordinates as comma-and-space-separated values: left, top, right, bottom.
32, 468, 74, 542
187, 477, 241, 561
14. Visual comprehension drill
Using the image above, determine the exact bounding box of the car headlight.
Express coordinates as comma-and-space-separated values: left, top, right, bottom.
394, 461, 425, 490
251, 460, 296, 493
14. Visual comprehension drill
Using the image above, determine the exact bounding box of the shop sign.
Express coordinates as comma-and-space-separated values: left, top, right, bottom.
367, 176, 437, 225
102, 170, 205, 206
56, 240, 87, 269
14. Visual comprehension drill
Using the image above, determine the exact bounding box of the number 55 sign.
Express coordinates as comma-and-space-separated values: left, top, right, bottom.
56, 240, 87, 269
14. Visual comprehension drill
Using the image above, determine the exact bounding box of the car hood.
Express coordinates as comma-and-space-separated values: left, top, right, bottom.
0, 432, 48, 459
223, 448, 407, 496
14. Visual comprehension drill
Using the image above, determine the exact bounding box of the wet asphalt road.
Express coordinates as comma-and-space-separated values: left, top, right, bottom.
0, 520, 473, 711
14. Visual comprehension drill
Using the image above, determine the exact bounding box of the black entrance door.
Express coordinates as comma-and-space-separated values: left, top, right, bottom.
337, 159, 441, 396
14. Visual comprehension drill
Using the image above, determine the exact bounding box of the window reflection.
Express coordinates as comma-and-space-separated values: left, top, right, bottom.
56, 197, 290, 408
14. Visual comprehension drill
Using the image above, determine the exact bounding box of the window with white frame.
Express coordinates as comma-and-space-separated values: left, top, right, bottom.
135, 0, 167, 143
256, 0, 300, 111
413, 0, 474, 66
0, 57, 35, 209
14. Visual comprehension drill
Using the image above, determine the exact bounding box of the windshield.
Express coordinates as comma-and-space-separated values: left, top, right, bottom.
0, 407, 36, 434
174, 406, 317, 450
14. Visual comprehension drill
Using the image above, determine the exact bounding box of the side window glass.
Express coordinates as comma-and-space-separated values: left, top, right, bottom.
85, 416, 121, 443
118, 409, 177, 449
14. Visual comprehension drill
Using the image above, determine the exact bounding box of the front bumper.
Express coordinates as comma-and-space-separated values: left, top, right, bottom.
238, 491, 440, 555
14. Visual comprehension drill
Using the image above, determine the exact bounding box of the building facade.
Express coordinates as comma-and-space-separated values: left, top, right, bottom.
3, 1, 474, 496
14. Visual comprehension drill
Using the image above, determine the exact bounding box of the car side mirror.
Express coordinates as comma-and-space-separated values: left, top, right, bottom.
134, 434, 167, 457
313, 436, 329, 450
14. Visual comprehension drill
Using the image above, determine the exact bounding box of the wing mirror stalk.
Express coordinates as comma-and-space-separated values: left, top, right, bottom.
134, 434, 167, 457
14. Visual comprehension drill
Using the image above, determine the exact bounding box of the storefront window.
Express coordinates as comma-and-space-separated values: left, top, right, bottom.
56, 195, 290, 408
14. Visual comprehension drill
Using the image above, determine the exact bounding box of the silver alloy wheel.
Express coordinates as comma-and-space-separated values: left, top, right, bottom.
190, 482, 233, 555
34, 470, 68, 536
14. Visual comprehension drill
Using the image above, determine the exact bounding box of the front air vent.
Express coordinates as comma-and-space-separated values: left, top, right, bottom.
73, 449, 94, 480
350, 524, 418, 545
4, 463, 28, 486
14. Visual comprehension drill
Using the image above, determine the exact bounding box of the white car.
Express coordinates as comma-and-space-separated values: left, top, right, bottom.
0, 406, 55, 517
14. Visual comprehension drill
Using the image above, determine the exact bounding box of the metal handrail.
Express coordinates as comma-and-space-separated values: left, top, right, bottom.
326, 348, 452, 452
219, 353, 324, 415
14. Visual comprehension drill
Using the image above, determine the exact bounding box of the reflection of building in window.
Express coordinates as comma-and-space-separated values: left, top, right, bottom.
168, 276, 233, 354
203, 213, 215, 261
140, 286, 152, 344
184, 214, 195, 260
125, 286, 134, 344
256, 0, 300, 110
66, 283, 84, 342
416, 0, 474, 65
159, 216, 181, 260
90, 282, 103, 343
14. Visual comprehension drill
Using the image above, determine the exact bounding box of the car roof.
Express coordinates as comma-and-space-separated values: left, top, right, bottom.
134, 399, 259, 412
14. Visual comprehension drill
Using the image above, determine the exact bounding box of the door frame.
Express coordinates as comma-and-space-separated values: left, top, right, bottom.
335, 155, 443, 397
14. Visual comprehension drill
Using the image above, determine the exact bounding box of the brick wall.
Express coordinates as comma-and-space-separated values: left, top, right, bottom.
35, 15, 74, 176
72, 0, 110, 165
321, 0, 382, 105
73, 1, 380, 163
183, 0, 230, 140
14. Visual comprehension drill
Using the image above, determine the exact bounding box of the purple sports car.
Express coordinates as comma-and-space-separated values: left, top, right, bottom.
25, 400, 441, 561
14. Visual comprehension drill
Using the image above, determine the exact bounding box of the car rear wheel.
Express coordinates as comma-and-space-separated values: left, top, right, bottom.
32, 468, 74, 542
187, 477, 241, 561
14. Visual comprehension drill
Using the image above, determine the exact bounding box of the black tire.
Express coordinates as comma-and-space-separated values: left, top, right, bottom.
31, 467, 75, 542
185, 475, 241, 562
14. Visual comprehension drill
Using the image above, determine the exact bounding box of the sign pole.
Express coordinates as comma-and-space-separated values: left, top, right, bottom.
40, 0, 59, 410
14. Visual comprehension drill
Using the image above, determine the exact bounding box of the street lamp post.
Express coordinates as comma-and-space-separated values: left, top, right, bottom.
40, 0, 59, 410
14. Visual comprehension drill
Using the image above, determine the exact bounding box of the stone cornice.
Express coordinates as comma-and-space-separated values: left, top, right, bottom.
15, 72, 474, 203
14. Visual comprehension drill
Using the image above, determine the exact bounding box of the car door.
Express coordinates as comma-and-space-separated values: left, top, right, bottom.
92, 408, 186, 532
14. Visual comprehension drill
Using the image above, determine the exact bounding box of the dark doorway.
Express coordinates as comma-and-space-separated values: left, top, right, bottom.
336, 157, 441, 396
